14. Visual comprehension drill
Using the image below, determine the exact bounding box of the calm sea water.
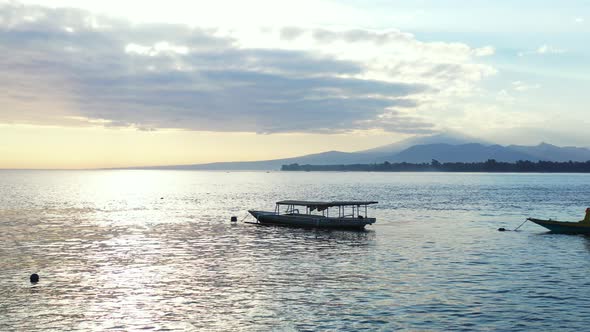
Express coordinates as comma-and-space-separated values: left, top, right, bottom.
1, 170, 590, 331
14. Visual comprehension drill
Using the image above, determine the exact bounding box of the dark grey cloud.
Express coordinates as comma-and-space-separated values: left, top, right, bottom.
0, 3, 434, 134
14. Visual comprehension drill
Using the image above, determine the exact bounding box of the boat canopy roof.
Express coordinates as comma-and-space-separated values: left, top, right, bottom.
276, 200, 378, 209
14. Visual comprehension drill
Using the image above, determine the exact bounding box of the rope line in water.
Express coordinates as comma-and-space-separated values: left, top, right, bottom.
514, 218, 528, 231
240, 213, 250, 222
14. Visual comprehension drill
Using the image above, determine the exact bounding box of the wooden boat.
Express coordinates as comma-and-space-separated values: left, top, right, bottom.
527, 208, 590, 234
248, 200, 378, 230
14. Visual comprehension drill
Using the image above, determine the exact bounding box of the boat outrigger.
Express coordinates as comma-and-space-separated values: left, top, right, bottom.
527, 208, 590, 234
248, 200, 378, 230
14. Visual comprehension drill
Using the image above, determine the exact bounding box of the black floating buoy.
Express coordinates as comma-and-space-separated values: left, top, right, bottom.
231, 216, 238, 222
498, 227, 507, 232
160, 197, 164, 200
30, 273, 39, 283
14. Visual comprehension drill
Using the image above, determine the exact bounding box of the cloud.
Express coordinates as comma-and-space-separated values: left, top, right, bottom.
0, 3, 495, 134
575, 17, 584, 24
273, 27, 496, 99
279, 26, 304, 41
536, 44, 566, 54
511, 81, 540, 92
518, 44, 567, 57
280, 26, 494, 59
494, 82, 540, 105
472, 46, 495, 57
309, 28, 414, 45
496, 89, 515, 103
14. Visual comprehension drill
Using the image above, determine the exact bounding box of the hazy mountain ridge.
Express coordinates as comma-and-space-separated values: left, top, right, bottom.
357, 132, 489, 154
508, 143, 590, 162
381, 143, 538, 163
125, 134, 590, 170
132, 150, 382, 170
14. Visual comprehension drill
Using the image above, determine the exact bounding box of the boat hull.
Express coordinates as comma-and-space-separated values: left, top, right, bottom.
248, 210, 375, 230
527, 218, 590, 234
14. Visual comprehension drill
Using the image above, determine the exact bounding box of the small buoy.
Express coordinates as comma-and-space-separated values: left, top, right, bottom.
230, 216, 238, 222
160, 197, 164, 200
498, 227, 506, 232
30, 273, 39, 283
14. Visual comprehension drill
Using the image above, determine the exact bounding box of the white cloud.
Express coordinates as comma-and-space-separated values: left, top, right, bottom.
125, 42, 189, 56
12, 0, 361, 28
272, 27, 496, 99
575, 17, 584, 24
473, 46, 495, 57
511, 81, 541, 92
518, 44, 567, 57
536, 44, 566, 54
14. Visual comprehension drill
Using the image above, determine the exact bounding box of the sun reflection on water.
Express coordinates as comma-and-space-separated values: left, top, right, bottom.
2, 171, 590, 330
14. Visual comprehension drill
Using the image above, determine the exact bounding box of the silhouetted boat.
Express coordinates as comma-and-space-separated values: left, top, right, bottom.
248, 200, 378, 230
527, 208, 590, 234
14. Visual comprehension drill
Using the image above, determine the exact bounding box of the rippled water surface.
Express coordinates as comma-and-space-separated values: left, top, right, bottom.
2, 171, 590, 331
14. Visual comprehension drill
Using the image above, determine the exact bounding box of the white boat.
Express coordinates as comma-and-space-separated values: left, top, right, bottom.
248, 200, 378, 230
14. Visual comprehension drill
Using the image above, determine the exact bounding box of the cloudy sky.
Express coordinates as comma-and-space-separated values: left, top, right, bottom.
1, 0, 588, 168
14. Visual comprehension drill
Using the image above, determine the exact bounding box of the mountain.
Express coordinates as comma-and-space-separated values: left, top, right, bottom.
134, 150, 380, 171
131, 132, 486, 170
383, 143, 539, 163
508, 143, 590, 162
124, 133, 590, 170
358, 132, 489, 154
373, 142, 590, 164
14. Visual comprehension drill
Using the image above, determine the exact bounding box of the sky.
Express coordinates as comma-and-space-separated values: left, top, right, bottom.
0, 0, 588, 168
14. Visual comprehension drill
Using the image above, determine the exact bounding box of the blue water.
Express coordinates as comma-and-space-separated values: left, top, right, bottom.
1, 171, 590, 331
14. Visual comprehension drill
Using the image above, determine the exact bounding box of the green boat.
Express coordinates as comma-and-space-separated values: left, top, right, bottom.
527, 208, 590, 234
248, 200, 378, 230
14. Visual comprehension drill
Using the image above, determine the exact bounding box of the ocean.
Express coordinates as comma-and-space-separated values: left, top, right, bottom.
1, 170, 590, 331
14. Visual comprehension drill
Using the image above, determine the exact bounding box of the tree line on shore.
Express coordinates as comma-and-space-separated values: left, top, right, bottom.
281, 159, 590, 172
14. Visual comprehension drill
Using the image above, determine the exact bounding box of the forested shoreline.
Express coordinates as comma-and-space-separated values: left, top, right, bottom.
281, 159, 590, 172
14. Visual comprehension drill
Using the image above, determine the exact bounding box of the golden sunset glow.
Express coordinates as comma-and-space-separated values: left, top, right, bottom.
0, 124, 402, 169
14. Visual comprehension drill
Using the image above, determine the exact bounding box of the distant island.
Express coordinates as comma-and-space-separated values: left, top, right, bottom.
118, 133, 590, 171
281, 159, 590, 173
